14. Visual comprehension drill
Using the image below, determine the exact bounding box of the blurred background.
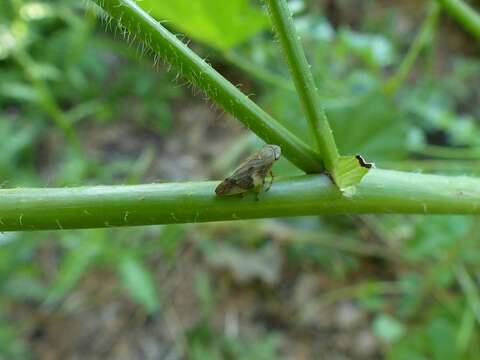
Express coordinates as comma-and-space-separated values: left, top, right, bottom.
1, 0, 480, 358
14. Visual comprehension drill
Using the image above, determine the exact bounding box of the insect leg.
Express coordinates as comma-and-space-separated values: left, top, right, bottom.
265, 170, 274, 192
254, 180, 264, 201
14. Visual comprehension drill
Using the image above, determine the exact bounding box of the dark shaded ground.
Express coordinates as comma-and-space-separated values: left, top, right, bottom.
16, 226, 386, 359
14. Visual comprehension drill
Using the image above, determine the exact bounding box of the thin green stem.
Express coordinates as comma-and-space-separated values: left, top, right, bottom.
385, 1, 441, 94
264, 0, 339, 173
91, 0, 322, 173
14, 51, 82, 152
222, 51, 294, 93
199, 222, 397, 259
437, 0, 480, 39
413, 144, 480, 159
455, 264, 480, 324
210, 134, 257, 176
319, 281, 400, 308
380, 159, 480, 174
2, 169, 480, 231
260, 223, 400, 260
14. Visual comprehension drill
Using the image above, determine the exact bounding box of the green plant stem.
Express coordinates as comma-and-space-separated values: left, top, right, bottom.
258, 223, 400, 260
381, 159, 480, 174
14, 51, 82, 152
2, 169, 480, 231
385, 1, 441, 94
264, 0, 339, 173
413, 144, 480, 159
437, 0, 480, 39
319, 281, 400, 308
90, 0, 322, 174
455, 264, 480, 324
222, 51, 294, 93
210, 134, 257, 176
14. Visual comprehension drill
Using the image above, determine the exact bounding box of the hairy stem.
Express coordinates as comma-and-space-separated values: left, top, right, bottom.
90, 0, 322, 173
1, 169, 480, 231
264, 0, 339, 172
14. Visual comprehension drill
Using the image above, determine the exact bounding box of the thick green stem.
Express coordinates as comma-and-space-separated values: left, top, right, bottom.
90, 0, 322, 173
385, 1, 441, 94
437, 0, 480, 39
1, 169, 480, 231
264, 0, 339, 172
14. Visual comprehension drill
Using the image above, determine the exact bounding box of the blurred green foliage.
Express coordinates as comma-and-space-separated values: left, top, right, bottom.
1, 0, 480, 359
234, 10, 480, 167
140, 0, 269, 51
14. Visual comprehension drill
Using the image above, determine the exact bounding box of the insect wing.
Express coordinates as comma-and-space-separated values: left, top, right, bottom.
232, 151, 275, 184
215, 145, 281, 197
231, 148, 275, 178
215, 177, 251, 196
215, 163, 258, 197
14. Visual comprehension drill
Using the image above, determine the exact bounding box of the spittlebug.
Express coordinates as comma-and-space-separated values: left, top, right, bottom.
215, 144, 281, 199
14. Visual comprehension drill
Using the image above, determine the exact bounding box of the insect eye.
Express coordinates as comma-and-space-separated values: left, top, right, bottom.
273, 146, 281, 160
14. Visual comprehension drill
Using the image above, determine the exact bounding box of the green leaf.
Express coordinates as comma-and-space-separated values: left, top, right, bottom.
326, 89, 408, 161
373, 314, 406, 343
427, 318, 457, 360
0, 81, 40, 102
0, 119, 36, 171
0, 323, 29, 359
195, 271, 213, 316
118, 255, 160, 314
406, 216, 473, 261
159, 224, 187, 260
457, 309, 475, 354
338, 29, 395, 67
139, 0, 268, 50
263, 82, 408, 163
45, 236, 103, 304
333, 155, 372, 191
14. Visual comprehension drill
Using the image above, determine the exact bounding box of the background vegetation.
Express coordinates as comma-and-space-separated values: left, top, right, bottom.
1, 0, 480, 358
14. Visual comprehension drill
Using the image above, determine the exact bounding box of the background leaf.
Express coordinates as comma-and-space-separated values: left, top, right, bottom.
139, 0, 269, 50
117, 255, 160, 314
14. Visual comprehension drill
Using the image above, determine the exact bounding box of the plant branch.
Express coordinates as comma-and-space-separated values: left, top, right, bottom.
385, 1, 441, 94
436, 0, 480, 39
264, 0, 339, 172
455, 264, 480, 324
2, 169, 480, 231
413, 144, 480, 159
90, 0, 322, 173
380, 159, 480, 175
222, 51, 294, 93
14, 50, 82, 152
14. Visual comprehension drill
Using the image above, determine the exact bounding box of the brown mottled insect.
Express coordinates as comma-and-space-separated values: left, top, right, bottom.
215, 144, 281, 198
